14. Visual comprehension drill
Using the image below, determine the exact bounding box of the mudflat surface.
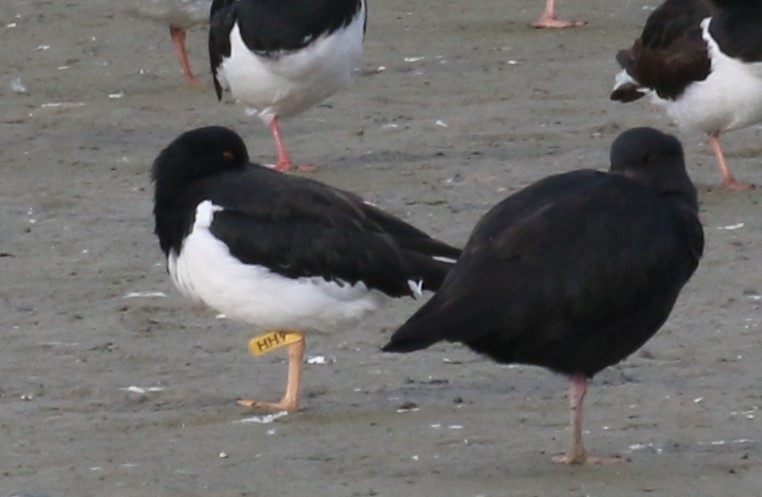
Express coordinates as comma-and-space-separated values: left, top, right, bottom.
1, 0, 761, 496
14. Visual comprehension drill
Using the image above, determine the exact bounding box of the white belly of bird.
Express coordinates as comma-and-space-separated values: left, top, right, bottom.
665, 18, 762, 134
221, 6, 365, 123
167, 201, 387, 331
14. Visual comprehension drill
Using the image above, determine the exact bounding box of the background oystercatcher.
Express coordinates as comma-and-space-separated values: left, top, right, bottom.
130, 0, 212, 85
532, 0, 585, 28
209, 0, 367, 172
611, 0, 762, 190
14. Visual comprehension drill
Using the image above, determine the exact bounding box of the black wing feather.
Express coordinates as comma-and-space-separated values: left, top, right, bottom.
235, 0, 363, 56
209, 0, 237, 99
709, 3, 762, 62
384, 172, 703, 377
188, 165, 457, 297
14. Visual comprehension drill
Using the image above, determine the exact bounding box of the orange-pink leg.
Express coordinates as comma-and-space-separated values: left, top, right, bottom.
552, 373, 626, 464
531, 0, 586, 28
708, 133, 754, 191
238, 332, 305, 411
169, 26, 201, 86
269, 117, 315, 173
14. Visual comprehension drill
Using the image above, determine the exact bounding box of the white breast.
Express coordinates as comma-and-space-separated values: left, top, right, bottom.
219, 3, 366, 123
665, 18, 762, 134
168, 200, 387, 332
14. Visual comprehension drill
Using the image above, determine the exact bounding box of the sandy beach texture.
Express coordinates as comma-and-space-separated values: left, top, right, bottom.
1, 0, 761, 495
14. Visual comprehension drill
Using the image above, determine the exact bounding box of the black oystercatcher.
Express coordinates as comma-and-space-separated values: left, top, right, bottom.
384, 127, 704, 464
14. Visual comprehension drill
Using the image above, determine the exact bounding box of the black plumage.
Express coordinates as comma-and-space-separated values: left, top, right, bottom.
384, 127, 704, 464
708, 0, 762, 62
153, 126, 459, 296
210, 0, 364, 79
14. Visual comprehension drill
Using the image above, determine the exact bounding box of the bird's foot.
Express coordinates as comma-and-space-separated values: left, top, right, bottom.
552, 453, 628, 465
721, 180, 755, 192
183, 76, 204, 87
237, 397, 299, 412
272, 160, 316, 173
531, 16, 586, 28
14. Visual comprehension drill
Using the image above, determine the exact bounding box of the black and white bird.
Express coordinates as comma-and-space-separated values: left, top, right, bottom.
611, 0, 762, 190
383, 127, 704, 465
532, 0, 585, 29
152, 126, 460, 412
130, 0, 212, 85
208, 0, 367, 172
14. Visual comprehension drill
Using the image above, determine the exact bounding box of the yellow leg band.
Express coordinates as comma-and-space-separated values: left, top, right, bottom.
248, 331, 303, 357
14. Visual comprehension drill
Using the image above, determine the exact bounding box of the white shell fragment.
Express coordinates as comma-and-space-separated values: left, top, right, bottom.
123, 291, 167, 298
718, 223, 744, 230
236, 411, 289, 424
306, 355, 335, 365
123, 386, 166, 394
10, 77, 27, 94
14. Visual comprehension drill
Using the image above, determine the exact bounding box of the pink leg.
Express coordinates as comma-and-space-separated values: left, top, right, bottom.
708, 133, 754, 191
269, 117, 315, 173
531, 0, 586, 28
238, 332, 305, 411
169, 26, 201, 86
552, 373, 626, 465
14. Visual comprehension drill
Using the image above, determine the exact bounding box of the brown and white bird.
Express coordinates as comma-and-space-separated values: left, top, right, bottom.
209, 0, 367, 172
384, 128, 703, 465
131, 0, 212, 85
612, 0, 762, 190
152, 126, 460, 412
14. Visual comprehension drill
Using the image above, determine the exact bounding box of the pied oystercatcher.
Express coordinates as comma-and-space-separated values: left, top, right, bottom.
152, 126, 460, 411
209, 0, 367, 172
611, 0, 762, 190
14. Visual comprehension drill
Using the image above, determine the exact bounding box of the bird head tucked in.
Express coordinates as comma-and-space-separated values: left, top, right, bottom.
152, 126, 252, 256
609, 127, 697, 209
152, 126, 250, 197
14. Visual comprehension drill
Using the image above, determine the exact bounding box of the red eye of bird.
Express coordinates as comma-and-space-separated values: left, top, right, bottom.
223, 151, 235, 160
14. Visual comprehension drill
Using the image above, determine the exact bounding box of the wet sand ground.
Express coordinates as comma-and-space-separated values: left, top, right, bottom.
1, 0, 761, 495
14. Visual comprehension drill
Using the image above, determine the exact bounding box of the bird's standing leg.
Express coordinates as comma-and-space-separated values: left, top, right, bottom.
269, 117, 315, 173
552, 373, 625, 464
708, 132, 754, 191
169, 26, 201, 86
531, 0, 586, 29
238, 331, 305, 411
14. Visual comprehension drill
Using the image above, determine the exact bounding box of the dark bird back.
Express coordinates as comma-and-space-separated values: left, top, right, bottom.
383, 127, 703, 379
151, 125, 460, 413
152, 126, 460, 300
